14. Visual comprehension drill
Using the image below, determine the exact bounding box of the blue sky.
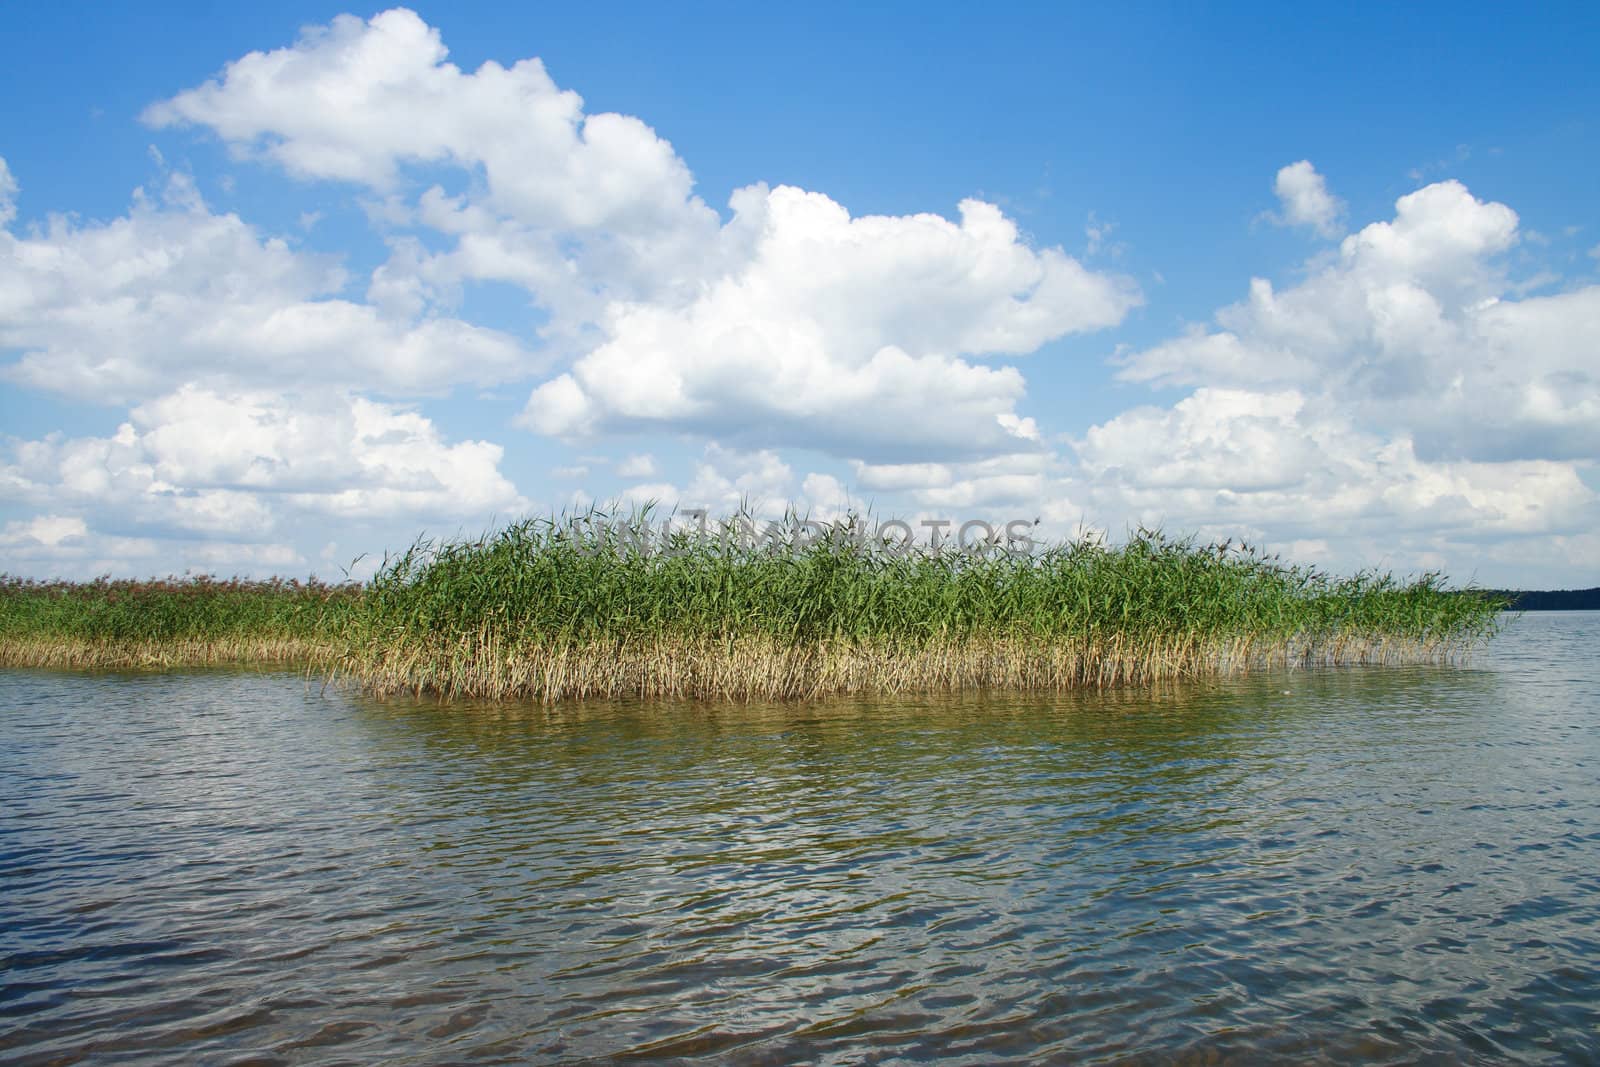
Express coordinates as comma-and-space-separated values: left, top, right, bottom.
2, 2, 1598, 586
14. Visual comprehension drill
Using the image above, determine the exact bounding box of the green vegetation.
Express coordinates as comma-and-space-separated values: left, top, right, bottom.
337, 513, 1506, 700
1, 513, 1507, 699
0, 575, 358, 669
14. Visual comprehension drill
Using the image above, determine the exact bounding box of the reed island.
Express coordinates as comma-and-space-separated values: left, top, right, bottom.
0, 513, 1505, 701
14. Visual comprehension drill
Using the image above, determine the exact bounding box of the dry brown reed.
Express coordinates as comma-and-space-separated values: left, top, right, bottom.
340, 629, 1486, 704
0, 635, 337, 671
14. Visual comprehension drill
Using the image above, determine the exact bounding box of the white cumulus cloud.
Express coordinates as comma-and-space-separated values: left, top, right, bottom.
2, 387, 528, 547
521, 185, 1138, 460
1270, 160, 1345, 238
1120, 179, 1597, 463
0, 156, 17, 227
143, 10, 1139, 465
0, 168, 530, 402
144, 9, 703, 233
144, 7, 724, 339
1073, 387, 1592, 538
614, 453, 657, 478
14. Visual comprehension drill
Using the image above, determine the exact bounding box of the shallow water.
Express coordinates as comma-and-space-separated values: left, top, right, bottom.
2, 613, 1597, 1065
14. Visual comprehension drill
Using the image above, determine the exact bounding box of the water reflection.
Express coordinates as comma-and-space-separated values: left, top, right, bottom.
1, 615, 1597, 1063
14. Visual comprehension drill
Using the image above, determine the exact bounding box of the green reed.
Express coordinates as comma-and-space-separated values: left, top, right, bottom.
334, 510, 1507, 699
0, 574, 359, 667
1, 511, 1506, 690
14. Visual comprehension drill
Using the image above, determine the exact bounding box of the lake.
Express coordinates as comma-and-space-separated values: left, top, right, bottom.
2, 612, 1597, 1064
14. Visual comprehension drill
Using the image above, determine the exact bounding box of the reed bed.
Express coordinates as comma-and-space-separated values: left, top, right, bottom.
332, 513, 1506, 702
0, 575, 358, 670
1, 515, 1505, 697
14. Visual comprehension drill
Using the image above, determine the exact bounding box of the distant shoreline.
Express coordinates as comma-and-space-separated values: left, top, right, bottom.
1489, 589, 1600, 611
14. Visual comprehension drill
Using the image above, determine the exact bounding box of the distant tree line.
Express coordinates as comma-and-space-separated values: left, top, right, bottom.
1483, 587, 1600, 611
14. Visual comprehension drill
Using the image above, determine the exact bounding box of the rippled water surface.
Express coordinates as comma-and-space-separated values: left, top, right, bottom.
3, 613, 1599, 1064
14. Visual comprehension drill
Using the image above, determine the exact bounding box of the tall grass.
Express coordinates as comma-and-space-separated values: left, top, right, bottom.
333, 511, 1506, 701
0, 575, 358, 669
0, 513, 1505, 696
